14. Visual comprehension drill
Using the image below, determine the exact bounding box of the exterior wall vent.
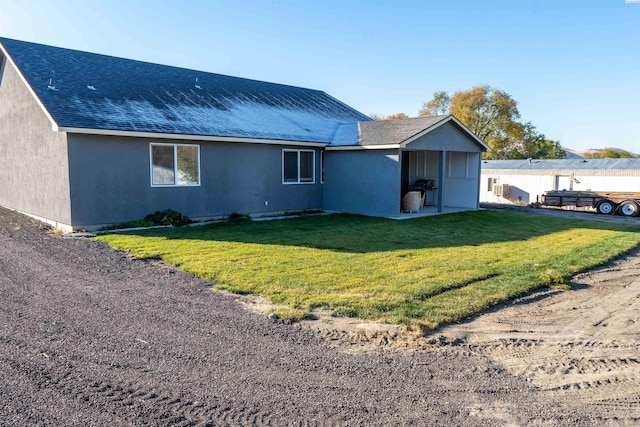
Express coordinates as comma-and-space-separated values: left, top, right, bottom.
493, 183, 510, 198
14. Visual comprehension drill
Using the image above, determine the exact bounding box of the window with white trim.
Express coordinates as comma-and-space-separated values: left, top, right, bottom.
487, 177, 497, 191
282, 149, 315, 184
150, 143, 200, 187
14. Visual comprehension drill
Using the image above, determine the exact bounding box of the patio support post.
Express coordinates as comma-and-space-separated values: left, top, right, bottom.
438, 150, 445, 213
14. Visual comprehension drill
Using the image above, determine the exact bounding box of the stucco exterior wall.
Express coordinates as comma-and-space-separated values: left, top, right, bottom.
0, 54, 71, 225
442, 152, 481, 208
67, 134, 323, 228
323, 149, 401, 217
407, 122, 484, 152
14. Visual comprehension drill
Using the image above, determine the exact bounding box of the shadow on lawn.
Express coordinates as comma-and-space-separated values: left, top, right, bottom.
117, 211, 640, 254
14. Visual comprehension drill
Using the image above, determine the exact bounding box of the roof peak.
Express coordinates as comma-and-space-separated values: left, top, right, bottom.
0, 36, 329, 95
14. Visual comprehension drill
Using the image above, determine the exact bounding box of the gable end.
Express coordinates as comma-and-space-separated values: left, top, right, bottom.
404, 120, 486, 152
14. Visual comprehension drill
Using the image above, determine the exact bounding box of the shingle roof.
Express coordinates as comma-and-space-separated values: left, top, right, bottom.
330, 115, 488, 149
358, 116, 449, 146
0, 37, 371, 143
331, 115, 449, 146
482, 158, 640, 171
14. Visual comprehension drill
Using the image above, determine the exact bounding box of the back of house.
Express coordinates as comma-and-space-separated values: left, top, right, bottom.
0, 37, 488, 231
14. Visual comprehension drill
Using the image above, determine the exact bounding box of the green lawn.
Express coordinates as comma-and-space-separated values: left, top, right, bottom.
95, 211, 640, 330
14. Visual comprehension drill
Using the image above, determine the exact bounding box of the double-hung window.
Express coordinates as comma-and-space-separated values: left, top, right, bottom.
282, 149, 315, 184
150, 143, 200, 187
487, 177, 497, 192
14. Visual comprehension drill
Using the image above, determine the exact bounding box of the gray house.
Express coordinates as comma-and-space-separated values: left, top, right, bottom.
0, 37, 488, 231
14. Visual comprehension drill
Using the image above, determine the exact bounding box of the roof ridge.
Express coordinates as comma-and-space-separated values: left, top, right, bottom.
368, 114, 449, 122
0, 36, 340, 95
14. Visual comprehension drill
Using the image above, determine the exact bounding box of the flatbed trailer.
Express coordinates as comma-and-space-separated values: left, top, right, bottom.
539, 191, 640, 217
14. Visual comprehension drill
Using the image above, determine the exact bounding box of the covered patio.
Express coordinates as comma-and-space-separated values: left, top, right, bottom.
323, 115, 489, 218
400, 148, 483, 215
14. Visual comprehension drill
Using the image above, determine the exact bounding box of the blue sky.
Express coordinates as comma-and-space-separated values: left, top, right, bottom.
1, 0, 638, 152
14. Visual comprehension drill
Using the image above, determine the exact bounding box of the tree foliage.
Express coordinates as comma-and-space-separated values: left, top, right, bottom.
508, 121, 566, 160
582, 148, 638, 159
371, 112, 409, 120
384, 112, 409, 120
420, 85, 565, 160
418, 90, 450, 116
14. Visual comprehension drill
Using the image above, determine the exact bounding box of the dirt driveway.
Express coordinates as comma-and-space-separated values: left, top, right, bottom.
440, 247, 640, 421
0, 207, 637, 426
445, 205, 640, 418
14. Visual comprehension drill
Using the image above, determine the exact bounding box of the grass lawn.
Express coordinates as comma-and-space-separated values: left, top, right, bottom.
95, 211, 640, 330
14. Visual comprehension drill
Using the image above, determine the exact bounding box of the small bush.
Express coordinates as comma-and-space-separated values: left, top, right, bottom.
227, 213, 251, 222
100, 209, 192, 231
143, 209, 192, 227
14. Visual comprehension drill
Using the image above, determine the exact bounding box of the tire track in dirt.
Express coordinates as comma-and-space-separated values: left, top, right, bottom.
439, 247, 640, 422
295, 246, 640, 422
465, 338, 640, 416
1, 346, 282, 427
1, 288, 282, 426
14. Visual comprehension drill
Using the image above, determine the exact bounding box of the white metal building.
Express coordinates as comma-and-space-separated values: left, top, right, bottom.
480, 159, 640, 205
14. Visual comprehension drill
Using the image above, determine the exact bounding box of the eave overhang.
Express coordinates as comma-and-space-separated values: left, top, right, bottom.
57, 126, 329, 147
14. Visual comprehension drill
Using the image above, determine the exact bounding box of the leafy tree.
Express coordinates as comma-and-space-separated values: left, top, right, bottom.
510, 121, 565, 160
531, 138, 565, 159
385, 113, 409, 120
418, 90, 450, 116
420, 85, 564, 160
583, 148, 638, 159
371, 113, 409, 120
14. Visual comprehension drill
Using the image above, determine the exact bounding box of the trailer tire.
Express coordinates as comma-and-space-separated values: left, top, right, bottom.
619, 201, 639, 217
596, 199, 617, 215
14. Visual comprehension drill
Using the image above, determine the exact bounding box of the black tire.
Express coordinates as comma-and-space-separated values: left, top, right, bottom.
596, 199, 617, 215
619, 201, 640, 217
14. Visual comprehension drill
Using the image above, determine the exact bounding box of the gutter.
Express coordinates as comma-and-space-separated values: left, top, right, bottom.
57, 126, 329, 147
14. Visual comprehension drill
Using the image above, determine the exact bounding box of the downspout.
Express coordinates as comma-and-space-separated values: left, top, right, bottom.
475, 154, 482, 209
570, 172, 574, 191
438, 151, 445, 213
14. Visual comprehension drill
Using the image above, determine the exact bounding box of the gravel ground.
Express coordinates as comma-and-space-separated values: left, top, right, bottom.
480, 202, 640, 224
0, 207, 606, 426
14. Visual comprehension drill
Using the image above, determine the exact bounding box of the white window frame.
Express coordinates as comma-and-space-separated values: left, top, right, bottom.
150, 143, 201, 187
282, 149, 315, 184
487, 177, 498, 191
320, 150, 325, 184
